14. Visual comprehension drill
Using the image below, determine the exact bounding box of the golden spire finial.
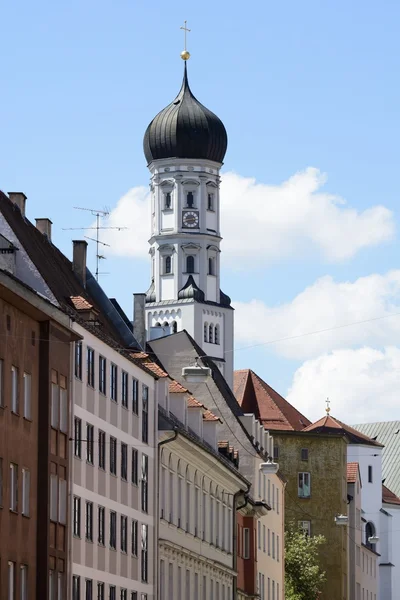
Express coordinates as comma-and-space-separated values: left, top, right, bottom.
326, 398, 331, 415
180, 20, 191, 61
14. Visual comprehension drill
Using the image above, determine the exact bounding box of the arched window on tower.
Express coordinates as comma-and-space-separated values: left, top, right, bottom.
165, 256, 172, 274
209, 324, 214, 344
165, 192, 172, 209
186, 256, 195, 274
171, 321, 177, 333
208, 257, 215, 276
204, 322, 208, 342
186, 191, 194, 208
207, 193, 214, 211
163, 321, 169, 327
214, 325, 220, 345
365, 522, 376, 549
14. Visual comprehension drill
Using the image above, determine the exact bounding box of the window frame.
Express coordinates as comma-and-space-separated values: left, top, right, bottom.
301, 448, 309, 461
121, 443, 128, 481
86, 423, 94, 465
86, 500, 93, 541
243, 527, 250, 559
132, 448, 138, 485
110, 363, 118, 402
121, 371, 129, 408
73, 496, 81, 537
23, 372, 32, 420
120, 515, 128, 553
74, 417, 82, 458
110, 511, 117, 549
75, 342, 82, 380
98, 430, 106, 470
131, 519, 138, 556
132, 378, 139, 414
186, 255, 195, 274
11, 365, 19, 414
110, 437, 117, 476
298, 472, 311, 498
99, 355, 106, 395
98, 506, 105, 545
87, 347, 95, 388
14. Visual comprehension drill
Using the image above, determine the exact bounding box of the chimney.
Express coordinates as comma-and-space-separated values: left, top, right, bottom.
133, 293, 146, 349
35, 218, 53, 240
72, 240, 88, 287
8, 192, 27, 216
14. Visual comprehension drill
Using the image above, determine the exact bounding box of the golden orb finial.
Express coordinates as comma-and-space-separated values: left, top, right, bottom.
180, 50, 191, 61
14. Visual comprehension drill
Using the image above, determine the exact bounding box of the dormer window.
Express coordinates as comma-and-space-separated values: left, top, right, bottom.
164, 192, 172, 210
207, 193, 214, 211
164, 256, 172, 274
186, 192, 194, 208
186, 256, 195, 274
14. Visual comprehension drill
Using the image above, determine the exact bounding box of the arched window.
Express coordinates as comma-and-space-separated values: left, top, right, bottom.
366, 522, 376, 548
209, 324, 214, 344
171, 321, 177, 334
165, 256, 172, 274
163, 321, 169, 327
186, 255, 195, 274
165, 192, 172, 209
207, 193, 214, 211
214, 325, 220, 345
186, 191, 194, 208
204, 322, 208, 342
155, 323, 161, 327
208, 257, 214, 276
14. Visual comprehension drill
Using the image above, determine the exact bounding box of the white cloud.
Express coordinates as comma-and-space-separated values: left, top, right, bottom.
96, 168, 394, 266
234, 271, 400, 360
287, 346, 400, 424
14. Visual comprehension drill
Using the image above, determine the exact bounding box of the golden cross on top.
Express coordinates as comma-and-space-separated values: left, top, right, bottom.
180, 20, 191, 51
326, 398, 331, 414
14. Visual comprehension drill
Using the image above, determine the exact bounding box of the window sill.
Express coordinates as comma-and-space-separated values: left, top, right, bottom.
110, 398, 118, 404
22, 416, 33, 423
85, 538, 94, 544
87, 384, 95, 390
183, 271, 199, 275
131, 482, 139, 487
22, 513, 30, 519
207, 209, 215, 213
75, 376, 83, 382
98, 542, 105, 547
74, 455, 82, 461
122, 404, 129, 411
99, 391, 107, 398
162, 273, 174, 277
86, 461, 94, 467
162, 208, 173, 213
73, 534, 81, 539
98, 466, 106, 472
11, 411, 20, 417
9, 509, 18, 514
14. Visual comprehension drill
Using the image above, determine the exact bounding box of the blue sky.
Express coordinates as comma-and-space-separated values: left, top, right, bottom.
2, 0, 400, 422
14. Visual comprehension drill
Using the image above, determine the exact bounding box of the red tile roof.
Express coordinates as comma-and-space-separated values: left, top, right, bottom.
70, 296, 93, 311
142, 362, 169, 378
304, 415, 384, 447
382, 484, 400, 505
347, 462, 359, 483
203, 409, 222, 422
169, 380, 188, 394
187, 396, 205, 409
234, 369, 311, 431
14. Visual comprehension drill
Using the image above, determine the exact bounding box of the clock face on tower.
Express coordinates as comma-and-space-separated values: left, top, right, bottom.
182, 210, 199, 228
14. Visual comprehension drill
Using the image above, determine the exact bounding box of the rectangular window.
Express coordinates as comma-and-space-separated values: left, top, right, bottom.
98, 430, 106, 470
23, 373, 31, 420
59, 478, 67, 527
132, 448, 138, 485
86, 579, 93, 600
272, 532, 275, 559
131, 594, 138, 600
97, 583, 105, 600
121, 515, 128, 552
122, 371, 128, 408
20, 565, 28, 600
258, 520, 261, 550
131, 519, 138, 556
60, 386, 67, 433
142, 385, 149, 444
86, 501, 93, 541
277, 534, 280, 561
301, 448, 309, 461
277, 488, 280, 514
0, 358, 3, 407
75, 342, 82, 379
86, 424, 94, 464
268, 528, 271, 555
110, 587, 116, 600
263, 524, 266, 552
10, 463, 18, 511
74, 417, 82, 458
99, 356, 106, 394
141, 523, 148, 582
110, 437, 117, 475
141, 454, 148, 513
73, 496, 81, 537
243, 528, 250, 558
110, 511, 117, 549
87, 347, 95, 387
268, 479, 271, 505
22, 468, 30, 516
121, 443, 128, 481
51, 382, 59, 429
207, 193, 214, 211
368, 465, 373, 483
72, 576, 80, 600
11, 366, 19, 413
8, 562, 15, 600
110, 363, 118, 402
98, 506, 105, 545
132, 378, 139, 414
120, 591, 127, 600
298, 472, 311, 498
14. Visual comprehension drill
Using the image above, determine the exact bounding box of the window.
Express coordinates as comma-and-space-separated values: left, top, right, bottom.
20, 565, 28, 600
57, 478, 66, 524
51, 382, 59, 428
99, 356, 106, 394
86, 424, 94, 464
141, 524, 148, 582
60, 385, 67, 433
121, 443, 128, 481
110, 511, 117, 549
131, 595, 137, 600
368, 465, 373, 483
98, 430, 106, 469
207, 193, 214, 211
243, 528, 250, 558
142, 386, 149, 444
165, 192, 172, 209
0, 458, 3, 506
186, 191, 194, 207
366, 521, 376, 549
10, 463, 18, 511
273, 445, 279, 460
98, 506, 105, 545
268, 528, 271, 555
276, 488, 280, 514
86, 579, 93, 600
277, 534, 280, 561
85, 501, 93, 541
8, 561, 15, 600
87, 347, 95, 387
132, 448, 138, 485
110, 437, 117, 475
272, 532, 275, 559
122, 371, 128, 408
73, 496, 81, 536
23, 373, 31, 420
131, 519, 138, 556
301, 448, 309, 461
0, 359, 3, 407
141, 454, 148, 513
110, 363, 118, 401
186, 254, 197, 275
97, 583, 105, 600
209, 324, 214, 344
298, 472, 311, 498
120, 591, 127, 600
298, 520, 311, 536
74, 418, 82, 458
214, 325, 219, 345
72, 576, 80, 600
165, 256, 172, 274
132, 378, 139, 414
22, 468, 30, 516
204, 323, 208, 342
186, 480, 191, 533
263, 524, 266, 552
208, 257, 215, 275
11, 366, 18, 413
121, 515, 128, 552
109, 587, 116, 600
75, 342, 82, 379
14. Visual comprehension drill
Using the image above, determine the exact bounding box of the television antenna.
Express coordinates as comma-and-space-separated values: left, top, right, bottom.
62, 206, 127, 280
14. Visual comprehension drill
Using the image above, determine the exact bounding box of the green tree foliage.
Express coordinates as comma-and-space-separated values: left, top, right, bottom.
285, 523, 326, 600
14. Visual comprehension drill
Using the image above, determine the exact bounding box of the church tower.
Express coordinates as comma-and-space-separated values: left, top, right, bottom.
142, 47, 234, 388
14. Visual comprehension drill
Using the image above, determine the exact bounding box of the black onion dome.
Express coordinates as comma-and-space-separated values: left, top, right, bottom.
143, 64, 228, 164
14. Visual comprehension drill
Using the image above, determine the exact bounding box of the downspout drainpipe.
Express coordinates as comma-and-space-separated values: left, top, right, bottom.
157, 429, 178, 599
233, 485, 251, 600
